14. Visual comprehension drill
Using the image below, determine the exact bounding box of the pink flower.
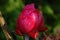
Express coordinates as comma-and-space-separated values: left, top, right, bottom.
15, 3, 47, 39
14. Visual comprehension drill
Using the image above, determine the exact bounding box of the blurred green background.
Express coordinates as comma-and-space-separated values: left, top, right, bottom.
0, 0, 60, 40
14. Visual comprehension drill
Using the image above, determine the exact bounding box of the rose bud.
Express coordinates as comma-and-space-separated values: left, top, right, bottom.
15, 3, 47, 39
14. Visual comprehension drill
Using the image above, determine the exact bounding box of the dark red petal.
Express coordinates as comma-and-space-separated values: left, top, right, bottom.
39, 26, 48, 32
15, 29, 22, 36
28, 30, 39, 39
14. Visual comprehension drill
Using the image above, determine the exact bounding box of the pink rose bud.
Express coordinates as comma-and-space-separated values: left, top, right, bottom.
15, 3, 47, 39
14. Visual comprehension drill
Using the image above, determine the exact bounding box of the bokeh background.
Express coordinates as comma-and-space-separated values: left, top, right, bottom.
0, 0, 60, 40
